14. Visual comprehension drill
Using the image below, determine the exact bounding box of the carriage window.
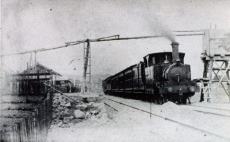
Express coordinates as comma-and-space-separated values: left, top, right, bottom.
152, 57, 155, 65
144, 58, 147, 67
148, 56, 155, 66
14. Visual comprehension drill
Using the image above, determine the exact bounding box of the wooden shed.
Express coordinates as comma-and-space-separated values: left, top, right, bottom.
13, 63, 61, 96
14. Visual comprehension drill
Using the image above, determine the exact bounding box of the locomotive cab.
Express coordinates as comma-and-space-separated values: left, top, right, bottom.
143, 52, 185, 66
143, 52, 185, 94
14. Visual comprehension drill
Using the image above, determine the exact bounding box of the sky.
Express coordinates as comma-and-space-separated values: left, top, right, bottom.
1, 0, 230, 79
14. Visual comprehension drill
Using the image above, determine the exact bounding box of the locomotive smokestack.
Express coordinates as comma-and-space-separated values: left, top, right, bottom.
171, 42, 180, 62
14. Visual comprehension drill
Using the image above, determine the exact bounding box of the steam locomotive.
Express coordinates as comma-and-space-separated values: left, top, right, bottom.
103, 42, 196, 104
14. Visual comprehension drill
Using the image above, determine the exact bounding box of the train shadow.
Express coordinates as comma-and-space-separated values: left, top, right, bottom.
105, 92, 191, 105
105, 93, 160, 103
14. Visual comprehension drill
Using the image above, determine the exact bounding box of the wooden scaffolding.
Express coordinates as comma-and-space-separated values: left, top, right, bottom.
201, 29, 230, 102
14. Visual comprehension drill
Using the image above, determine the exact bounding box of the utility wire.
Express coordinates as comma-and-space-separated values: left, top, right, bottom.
0, 32, 205, 57
173, 30, 206, 33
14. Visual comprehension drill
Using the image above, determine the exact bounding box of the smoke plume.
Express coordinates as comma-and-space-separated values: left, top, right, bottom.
148, 17, 176, 42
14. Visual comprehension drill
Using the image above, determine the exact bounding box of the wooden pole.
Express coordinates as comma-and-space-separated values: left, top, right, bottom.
82, 39, 91, 93
81, 43, 86, 93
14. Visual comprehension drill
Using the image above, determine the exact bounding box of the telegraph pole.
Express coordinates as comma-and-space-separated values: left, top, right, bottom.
87, 40, 91, 92
81, 39, 91, 93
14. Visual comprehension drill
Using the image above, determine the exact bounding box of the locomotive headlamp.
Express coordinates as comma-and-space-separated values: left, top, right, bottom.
167, 87, 173, 92
189, 86, 195, 92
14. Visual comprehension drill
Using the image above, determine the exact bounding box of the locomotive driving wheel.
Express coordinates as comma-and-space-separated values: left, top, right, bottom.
180, 96, 187, 104
157, 96, 164, 104
159, 93, 166, 104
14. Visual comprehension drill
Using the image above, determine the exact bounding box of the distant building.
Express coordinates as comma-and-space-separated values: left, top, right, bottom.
13, 63, 61, 95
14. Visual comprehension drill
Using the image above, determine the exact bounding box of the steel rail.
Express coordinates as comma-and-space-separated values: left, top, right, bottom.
190, 105, 230, 112
107, 98, 230, 141
193, 110, 230, 118
104, 102, 118, 112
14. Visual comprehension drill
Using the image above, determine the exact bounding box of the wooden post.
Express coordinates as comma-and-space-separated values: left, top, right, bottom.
81, 39, 91, 94
81, 43, 86, 93
207, 59, 213, 102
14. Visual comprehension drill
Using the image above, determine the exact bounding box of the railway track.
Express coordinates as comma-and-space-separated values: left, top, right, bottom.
193, 110, 230, 118
104, 102, 118, 112
180, 104, 230, 118
106, 98, 230, 142
190, 104, 230, 112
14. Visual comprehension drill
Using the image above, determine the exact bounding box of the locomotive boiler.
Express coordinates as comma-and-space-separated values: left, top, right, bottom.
103, 42, 196, 104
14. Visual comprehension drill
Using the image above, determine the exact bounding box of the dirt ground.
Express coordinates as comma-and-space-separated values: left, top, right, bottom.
47, 92, 230, 142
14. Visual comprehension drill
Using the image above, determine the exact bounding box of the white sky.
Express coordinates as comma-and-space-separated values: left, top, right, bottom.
2, 0, 230, 78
